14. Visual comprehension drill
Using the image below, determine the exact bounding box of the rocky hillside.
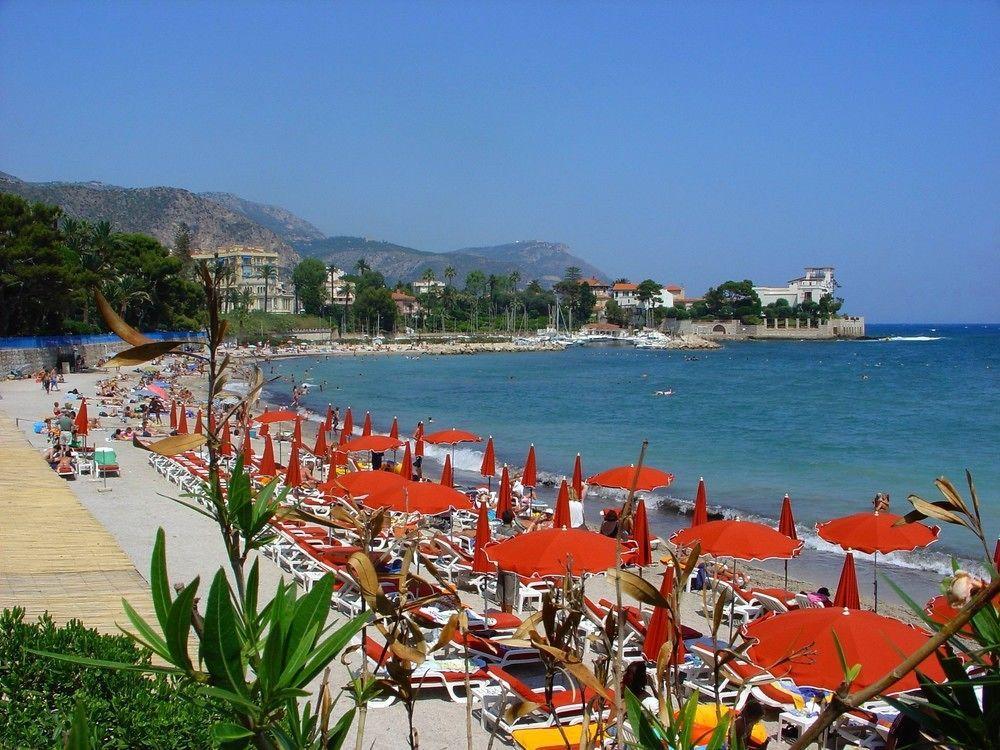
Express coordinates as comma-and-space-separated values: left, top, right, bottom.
200, 191, 325, 246
0, 172, 298, 264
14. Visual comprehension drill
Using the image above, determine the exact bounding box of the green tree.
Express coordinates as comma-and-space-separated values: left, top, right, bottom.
564, 265, 582, 283
703, 279, 761, 322
352, 286, 397, 332
258, 263, 277, 313
443, 265, 456, 288
173, 222, 192, 266
509, 270, 520, 292
605, 298, 629, 327
421, 267, 436, 281
636, 278, 661, 327
292, 258, 329, 315
464, 270, 487, 297
354, 257, 370, 275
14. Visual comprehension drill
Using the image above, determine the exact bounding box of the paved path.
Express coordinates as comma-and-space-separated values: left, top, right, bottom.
0, 411, 153, 633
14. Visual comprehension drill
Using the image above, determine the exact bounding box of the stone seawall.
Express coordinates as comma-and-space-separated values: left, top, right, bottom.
0, 341, 130, 375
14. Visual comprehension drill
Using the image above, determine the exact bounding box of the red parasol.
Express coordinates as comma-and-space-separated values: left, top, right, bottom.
333, 470, 405, 499
323, 404, 334, 433
630, 498, 653, 567
994, 539, 1000, 569
73, 398, 89, 437
313, 426, 328, 457
364, 480, 473, 515
552, 480, 571, 529
484, 527, 623, 578
208, 411, 216, 435
257, 421, 269, 437
588, 465, 674, 493
177, 405, 188, 434
523, 444, 537, 488
670, 520, 803, 562
195, 409, 204, 435
258, 435, 276, 476
480, 436, 496, 480
255, 410, 298, 424
414, 421, 424, 441
572, 454, 584, 498
284, 441, 302, 488
924, 593, 997, 636
440, 454, 453, 487
414, 435, 424, 457
496, 465, 513, 517
389, 416, 399, 440
342, 407, 354, 438
743, 607, 945, 694
471, 502, 493, 573
691, 477, 709, 527
362, 411, 372, 436
423, 428, 482, 445
169, 400, 177, 430
219, 419, 234, 458
241, 434, 254, 465
293, 416, 303, 445
778, 492, 796, 588
833, 552, 861, 609
642, 567, 686, 664
340, 435, 404, 453
146, 383, 169, 401
817, 510, 939, 610
399, 442, 413, 480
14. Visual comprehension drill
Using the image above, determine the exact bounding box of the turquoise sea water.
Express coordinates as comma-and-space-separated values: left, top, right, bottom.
268, 324, 999, 594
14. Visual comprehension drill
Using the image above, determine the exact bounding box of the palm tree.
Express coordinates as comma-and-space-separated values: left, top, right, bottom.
107, 276, 153, 325
444, 265, 456, 288
259, 264, 277, 313
355, 257, 370, 275
341, 280, 353, 335
509, 270, 521, 293
422, 268, 436, 282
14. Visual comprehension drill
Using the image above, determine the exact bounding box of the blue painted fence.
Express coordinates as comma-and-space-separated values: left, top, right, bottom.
0, 331, 206, 350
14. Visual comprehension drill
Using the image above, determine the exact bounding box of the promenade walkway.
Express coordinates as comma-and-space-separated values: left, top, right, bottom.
0, 412, 152, 633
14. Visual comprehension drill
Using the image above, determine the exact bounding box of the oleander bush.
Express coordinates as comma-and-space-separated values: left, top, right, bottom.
0, 608, 221, 749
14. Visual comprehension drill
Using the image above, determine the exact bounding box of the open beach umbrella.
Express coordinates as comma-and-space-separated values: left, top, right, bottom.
572, 454, 584, 498
313, 426, 328, 457
817, 510, 939, 610
485, 527, 623, 578
523, 444, 537, 488
424, 428, 482, 445
146, 383, 169, 401
630, 498, 653, 567
480, 437, 496, 488
256, 410, 298, 424
362, 411, 372, 436
496, 465, 513, 518
169, 400, 177, 430
440, 454, 453, 487
588, 465, 674, 493
341, 435, 404, 453
691, 477, 709, 527
743, 607, 945, 694
399, 442, 413, 481
73, 398, 89, 440
324, 404, 334, 433
778, 493, 797, 587
342, 407, 353, 438
552, 479, 571, 528
365, 479, 473, 515
670, 520, 803, 562
642, 568, 686, 664
284, 441, 302, 488
177, 405, 188, 434
219, 419, 234, 458
471, 502, 493, 574
332, 470, 405, 499
194, 409, 204, 435
259, 435, 276, 476
389, 416, 399, 440
924, 593, 998, 637
833, 552, 861, 609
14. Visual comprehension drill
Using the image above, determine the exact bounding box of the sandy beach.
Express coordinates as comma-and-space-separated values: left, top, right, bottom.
0, 364, 918, 748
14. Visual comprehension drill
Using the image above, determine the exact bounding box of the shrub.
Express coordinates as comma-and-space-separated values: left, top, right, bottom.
0, 608, 221, 749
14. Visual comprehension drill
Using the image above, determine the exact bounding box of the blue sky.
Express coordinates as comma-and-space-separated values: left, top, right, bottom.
1, 1, 997, 322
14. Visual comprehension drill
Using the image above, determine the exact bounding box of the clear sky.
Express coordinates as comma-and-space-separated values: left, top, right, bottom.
2, 1, 997, 322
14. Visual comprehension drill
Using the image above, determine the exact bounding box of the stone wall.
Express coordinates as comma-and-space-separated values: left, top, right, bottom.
662, 316, 866, 340
0, 341, 130, 375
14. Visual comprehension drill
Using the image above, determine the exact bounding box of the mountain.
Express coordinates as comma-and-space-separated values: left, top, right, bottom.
296, 237, 604, 286
0, 172, 298, 264
200, 191, 325, 246
1, 171, 607, 285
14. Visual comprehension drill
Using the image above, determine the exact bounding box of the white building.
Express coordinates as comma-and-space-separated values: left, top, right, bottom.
754, 267, 837, 307
327, 266, 355, 308
654, 284, 686, 309
412, 278, 446, 296
610, 282, 640, 309
191, 245, 295, 313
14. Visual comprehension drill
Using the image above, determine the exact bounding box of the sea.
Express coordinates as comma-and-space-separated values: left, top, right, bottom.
266, 323, 999, 603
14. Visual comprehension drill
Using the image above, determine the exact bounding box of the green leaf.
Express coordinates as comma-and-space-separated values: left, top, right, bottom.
287, 574, 333, 659
199, 685, 263, 713
211, 722, 254, 742
64, 701, 95, 750
298, 613, 368, 687
149, 528, 172, 633
326, 708, 357, 750
624, 689, 664, 748
121, 598, 172, 662
165, 576, 200, 670
27, 649, 183, 676
201, 569, 247, 695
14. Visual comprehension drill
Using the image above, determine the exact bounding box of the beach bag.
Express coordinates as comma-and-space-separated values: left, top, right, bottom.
33, 421, 45, 434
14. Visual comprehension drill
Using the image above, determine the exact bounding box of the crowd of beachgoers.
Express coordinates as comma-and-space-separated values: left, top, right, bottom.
10, 353, 974, 750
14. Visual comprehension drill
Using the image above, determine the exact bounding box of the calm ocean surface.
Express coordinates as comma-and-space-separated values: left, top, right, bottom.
269, 323, 999, 597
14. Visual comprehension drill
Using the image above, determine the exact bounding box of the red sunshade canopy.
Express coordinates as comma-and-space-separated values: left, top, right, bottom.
73, 398, 89, 436
691, 477, 709, 527
364, 480, 473, 515
833, 552, 860, 609
572, 454, 584, 498
333, 470, 406, 499
471, 502, 493, 574
743, 607, 945, 694
588, 465, 674, 493
670, 520, 803, 562
423, 428, 482, 445
484, 527, 625, 578
480, 437, 496, 478
340, 435, 404, 453
816, 511, 939, 555
496, 465, 513, 517
255, 410, 298, 424
552, 480, 571, 529
522, 444, 537, 488
630, 498, 653, 567
177, 405, 188, 434
778, 493, 797, 539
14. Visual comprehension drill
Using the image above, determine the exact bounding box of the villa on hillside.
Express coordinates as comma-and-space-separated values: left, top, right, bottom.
391, 291, 422, 317
191, 245, 296, 313
412, 278, 446, 296
754, 267, 837, 306
327, 266, 356, 309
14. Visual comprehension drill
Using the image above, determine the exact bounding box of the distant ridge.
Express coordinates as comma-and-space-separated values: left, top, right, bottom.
1, 171, 606, 284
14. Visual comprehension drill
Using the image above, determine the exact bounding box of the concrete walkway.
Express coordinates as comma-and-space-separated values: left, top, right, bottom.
0, 411, 153, 633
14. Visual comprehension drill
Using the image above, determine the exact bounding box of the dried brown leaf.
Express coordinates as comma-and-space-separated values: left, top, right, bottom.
105, 341, 187, 367
606, 568, 669, 609
148, 433, 207, 456
95, 289, 151, 346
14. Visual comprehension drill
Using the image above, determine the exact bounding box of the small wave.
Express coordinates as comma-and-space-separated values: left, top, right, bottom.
879, 336, 944, 342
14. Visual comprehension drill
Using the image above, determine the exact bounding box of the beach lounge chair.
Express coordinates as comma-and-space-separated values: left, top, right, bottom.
709, 581, 763, 625
795, 593, 823, 609
357, 636, 490, 708
93, 447, 120, 478
478, 665, 612, 736
452, 630, 541, 669
754, 591, 791, 614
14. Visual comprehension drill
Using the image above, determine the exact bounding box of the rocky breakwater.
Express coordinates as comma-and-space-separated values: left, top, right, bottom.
663, 334, 721, 350
419, 340, 566, 355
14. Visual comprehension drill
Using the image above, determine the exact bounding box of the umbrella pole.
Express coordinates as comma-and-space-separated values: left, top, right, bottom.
874, 552, 879, 612
784, 560, 789, 591
729, 558, 737, 645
